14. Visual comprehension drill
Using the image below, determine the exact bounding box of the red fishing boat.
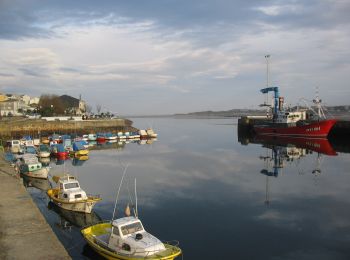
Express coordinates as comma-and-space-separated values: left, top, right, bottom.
253, 87, 337, 138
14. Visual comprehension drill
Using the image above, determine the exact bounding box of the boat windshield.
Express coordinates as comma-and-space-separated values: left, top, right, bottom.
121, 222, 144, 235
64, 182, 79, 189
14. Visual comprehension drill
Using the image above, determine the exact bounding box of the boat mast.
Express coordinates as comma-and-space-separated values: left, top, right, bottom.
265, 54, 270, 108
134, 178, 138, 218
265, 54, 270, 88
313, 87, 326, 119
112, 164, 129, 221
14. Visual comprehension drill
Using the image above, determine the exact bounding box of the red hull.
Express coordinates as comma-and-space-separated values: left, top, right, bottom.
253, 119, 337, 138
254, 135, 337, 156
96, 137, 106, 142
54, 152, 69, 158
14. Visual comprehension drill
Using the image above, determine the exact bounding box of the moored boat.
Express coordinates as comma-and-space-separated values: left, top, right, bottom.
138, 130, 148, 139
71, 141, 89, 157
15, 154, 49, 179
81, 217, 181, 260
81, 168, 181, 260
146, 128, 158, 138
51, 144, 69, 158
88, 133, 97, 141
37, 144, 51, 158
253, 87, 337, 138
47, 174, 101, 213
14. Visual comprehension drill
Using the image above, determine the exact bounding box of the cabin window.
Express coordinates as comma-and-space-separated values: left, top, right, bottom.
64, 182, 79, 189
122, 243, 131, 251
121, 222, 144, 235
112, 227, 120, 236
63, 193, 68, 198
75, 194, 82, 199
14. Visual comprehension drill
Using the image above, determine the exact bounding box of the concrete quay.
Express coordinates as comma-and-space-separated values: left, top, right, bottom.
0, 152, 71, 260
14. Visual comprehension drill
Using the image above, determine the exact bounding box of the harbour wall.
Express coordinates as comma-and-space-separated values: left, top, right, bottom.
0, 152, 71, 259
0, 117, 138, 138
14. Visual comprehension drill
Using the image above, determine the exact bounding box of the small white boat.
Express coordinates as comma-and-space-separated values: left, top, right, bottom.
88, 134, 97, 141
81, 217, 181, 260
6, 139, 23, 154
138, 130, 148, 139
47, 174, 101, 213
81, 170, 181, 260
146, 128, 158, 138
117, 132, 127, 139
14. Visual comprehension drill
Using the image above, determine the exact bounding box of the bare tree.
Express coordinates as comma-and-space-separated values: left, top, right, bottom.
85, 104, 92, 114
96, 104, 102, 114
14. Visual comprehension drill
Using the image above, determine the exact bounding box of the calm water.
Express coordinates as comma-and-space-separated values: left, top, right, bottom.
25, 117, 350, 260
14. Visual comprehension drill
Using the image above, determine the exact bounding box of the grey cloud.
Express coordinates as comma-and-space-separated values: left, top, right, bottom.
1, 0, 348, 42
18, 67, 47, 77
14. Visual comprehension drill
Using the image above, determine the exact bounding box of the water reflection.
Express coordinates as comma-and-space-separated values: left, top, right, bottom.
47, 201, 102, 229
22, 174, 51, 191
254, 135, 337, 177
18, 118, 350, 260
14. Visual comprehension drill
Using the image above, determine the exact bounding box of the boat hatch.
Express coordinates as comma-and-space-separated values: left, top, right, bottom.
121, 221, 144, 235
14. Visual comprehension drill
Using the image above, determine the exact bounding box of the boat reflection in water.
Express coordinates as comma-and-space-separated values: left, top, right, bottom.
247, 135, 338, 205
255, 135, 337, 176
48, 201, 102, 230
72, 155, 89, 166
21, 174, 51, 191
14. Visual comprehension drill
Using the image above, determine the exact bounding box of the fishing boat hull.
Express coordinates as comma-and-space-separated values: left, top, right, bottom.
47, 189, 101, 213
81, 222, 182, 260
253, 119, 337, 138
21, 167, 49, 179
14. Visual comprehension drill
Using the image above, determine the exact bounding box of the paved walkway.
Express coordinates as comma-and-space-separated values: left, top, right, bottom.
0, 152, 71, 260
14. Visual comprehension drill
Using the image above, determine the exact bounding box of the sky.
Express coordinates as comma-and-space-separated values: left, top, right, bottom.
0, 0, 349, 115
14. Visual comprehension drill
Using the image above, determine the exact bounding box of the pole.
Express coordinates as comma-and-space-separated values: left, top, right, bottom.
265, 54, 270, 88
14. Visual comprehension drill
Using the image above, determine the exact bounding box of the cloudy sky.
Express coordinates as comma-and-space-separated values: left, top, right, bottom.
0, 0, 349, 115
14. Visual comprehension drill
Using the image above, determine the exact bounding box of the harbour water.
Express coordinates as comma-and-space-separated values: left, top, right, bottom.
25, 117, 350, 260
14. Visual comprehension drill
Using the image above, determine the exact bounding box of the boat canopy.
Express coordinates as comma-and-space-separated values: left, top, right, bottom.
73, 141, 86, 151
52, 144, 66, 152
39, 144, 50, 152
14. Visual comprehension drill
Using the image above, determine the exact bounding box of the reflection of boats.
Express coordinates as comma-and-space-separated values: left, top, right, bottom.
47, 174, 101, 213
48, 201, 102, 228
72, 155, 89, 166
22, 174, 51, 191
37, 144, 51, 158
254, 135, 337, 156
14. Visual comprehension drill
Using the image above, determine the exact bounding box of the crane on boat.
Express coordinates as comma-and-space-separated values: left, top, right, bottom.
260, 86, 280, 117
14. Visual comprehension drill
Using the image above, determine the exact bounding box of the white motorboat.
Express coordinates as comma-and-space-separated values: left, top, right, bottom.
47, 174, 101, 213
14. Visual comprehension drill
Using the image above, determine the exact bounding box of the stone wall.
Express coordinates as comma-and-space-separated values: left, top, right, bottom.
0, 118, 137, 138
